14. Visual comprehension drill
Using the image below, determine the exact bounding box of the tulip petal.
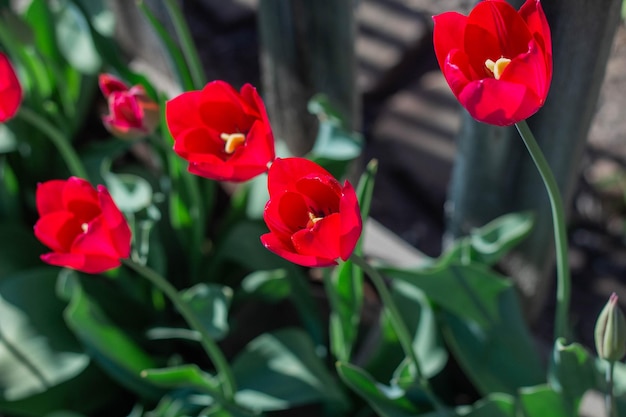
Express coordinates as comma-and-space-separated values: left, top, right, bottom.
0, 53, 22, 122
291, 213, 342, 261
260, 233, 336, 268
98, 186, 132, 258
501, 39, 550, 104
166, 90, 205, 138
41, 252, 120, 274
433, 12, 468, 74
459, 78, 539, 126
71, 217, 122, 260
267, 158, 336, 196
99, 74, 129, 97
464, 0, 532, 73
519, 0, 551, 55
36, 180, 67, 215
34, 211, 82, 253
339, 181, 362, 261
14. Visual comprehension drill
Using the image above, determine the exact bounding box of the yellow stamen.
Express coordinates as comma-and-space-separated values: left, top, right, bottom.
220, 132, 246, 154
485, 57, 511, 80
307, 212, 323, 229
81, 223, 89, 233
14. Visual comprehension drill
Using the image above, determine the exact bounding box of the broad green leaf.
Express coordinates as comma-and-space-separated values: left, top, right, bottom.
459, 393, 516, 417
384, 263, 510, 327
549, 338, 595, 413
441, 212, 534, 267
310, 120, 362, 162
0, 268, 119, 417
518, 385, 569, 417
0, 268, 87, 400
440, 285, 544, 395
241, 269, 291, 302
0, 124, 18, 153
51, 0, 101, 74
61, 272, 162, 399
336, 362, 419, 417
103, 171, 153, 214
233, 328, 348, 412
392, 281, 448, 381
180, 284, 233, 341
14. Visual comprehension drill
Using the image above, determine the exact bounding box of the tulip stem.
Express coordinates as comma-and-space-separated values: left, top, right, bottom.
121, 259, 237, 401
17, 107, 89, 180
515, 120, 570, 341
606, 361, 617, 417
350, 254, 450, 415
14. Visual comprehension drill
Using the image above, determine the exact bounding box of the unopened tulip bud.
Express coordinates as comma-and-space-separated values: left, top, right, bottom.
594, 293, 626, 362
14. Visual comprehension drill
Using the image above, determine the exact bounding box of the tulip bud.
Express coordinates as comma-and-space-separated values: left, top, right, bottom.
594, 293, 626, 362
98, 74, 159, 140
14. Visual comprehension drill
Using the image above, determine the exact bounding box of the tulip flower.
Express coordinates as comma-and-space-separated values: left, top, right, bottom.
34, 177, 132, 274
99, 74, 159, 139
166, 80, 275, 182
0, 52, 22, 123
433, 0, 552, 126
260, 158, 362, 267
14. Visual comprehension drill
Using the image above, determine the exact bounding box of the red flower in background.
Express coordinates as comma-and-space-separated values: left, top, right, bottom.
261, 158, 362, 267
166, 80, 275, 182
99, 74, 159, 139
0, 52, 22, 122
34, 177, 132, 274
433, 0, 552, 126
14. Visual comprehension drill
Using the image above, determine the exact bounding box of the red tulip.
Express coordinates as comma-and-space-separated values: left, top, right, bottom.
261, 158, 362, 267
34, 177, 132, 274
433, 0, 552, 126
166, 80, 275, 182
99, 74, 159, 139
0, 52, 22, 122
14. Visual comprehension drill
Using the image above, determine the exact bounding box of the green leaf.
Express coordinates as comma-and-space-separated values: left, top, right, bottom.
140, 364, 218, 394
517, 385, 569, 417
103, 171, 154, 214
241, 269, 291, 302
442, 212, 534, 266
180, 284, 233, 341
51, 0, 102, 74
459, 393, 516, 417
549, 338, 595, 412
0, 268, 88, 400
326, 260, 363, 361
0, 124, 18, 153
61, 271, 163, 399
336, 362, 418, 417
0, 268, 121, 417
392, 281, 448, 381
440, 284, 544, 395
232, 328, 348, 412
310, 120, 362, 162
384, 263, 510, 327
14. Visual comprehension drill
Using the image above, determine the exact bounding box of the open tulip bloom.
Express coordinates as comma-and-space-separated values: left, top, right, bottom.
0, 52, 22, 123
261, 158, 362, 267
433, 0, 552, 126
166, 80, 275, 182
34, 177, 132, 274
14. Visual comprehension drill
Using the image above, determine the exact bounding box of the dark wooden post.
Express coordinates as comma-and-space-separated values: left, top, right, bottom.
257, 0, 358, 156
446, 0, 622, 321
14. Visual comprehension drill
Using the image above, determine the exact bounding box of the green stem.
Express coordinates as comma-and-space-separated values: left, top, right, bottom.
515, 120, 570, 341
17, 107, 89, 180
122, 259, 237, 400
350, 254, 449, 415
163, 0, 207, 89
606, 361, 617, 417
